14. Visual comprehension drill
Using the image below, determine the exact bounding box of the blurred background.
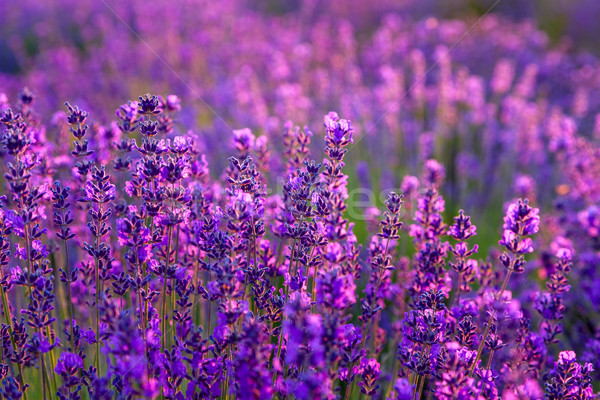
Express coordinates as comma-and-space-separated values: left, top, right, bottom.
1, 0, 599, 250
2, 0, 599, 114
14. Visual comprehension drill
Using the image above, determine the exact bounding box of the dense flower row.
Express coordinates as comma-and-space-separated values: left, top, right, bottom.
1, 1, 600, 398
0, 90, 596, 399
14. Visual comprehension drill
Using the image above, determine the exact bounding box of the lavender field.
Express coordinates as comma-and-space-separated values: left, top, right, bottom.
0, 0, 599, 399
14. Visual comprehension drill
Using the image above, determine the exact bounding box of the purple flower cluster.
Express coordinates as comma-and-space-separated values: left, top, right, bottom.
0, 1, 599, 399
3, 0, 600, 212
0, 90, 595, 400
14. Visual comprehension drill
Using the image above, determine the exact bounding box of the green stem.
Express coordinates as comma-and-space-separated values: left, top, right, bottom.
250, 219, 257, 273
193, 259, 200, 326
411, 345, 431, 400
95, 253, 100, 375
47, 325, 59, 397
272, 324, 284, 387
38, 328, 48, 400
469, 259, 514, 378
469, 317, 490, 378
385, 358, 399, 399
93, 200, 103, 376
162, 226, 173, 350
497, 269, 513, 303
346, 238, 391, 399
456, 272, 463, 307
274, 230, 301, 380
486, 349, 495, 371
415, 374, 426, 400
412, 375, 420, 400
64, 240, 75, 352
172, 225, 180, 341
207, 299, 212, 339
0, 284, 27, 396
310, 247, 318, 307
18, 224, 33, 399
50, 252, 67, 340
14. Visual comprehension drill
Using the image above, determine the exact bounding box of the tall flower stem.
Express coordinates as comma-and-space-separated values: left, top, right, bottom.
24, 221, 51, 399
47, 326, 59, 397
63, 239, 74, 352
275, 216, 304, 375
455, 272, 463, 307
193, 259, 201, 326
486, 349, 496, 370
414, 345, 430, 399
162, 225, 173, 350
171, 223, 180, 340
385, 357, 400, 399
469, 263, 513, 378
37, 327, 49, 400
94, 233, 100, 375
0, 284, 27, 397
346, 238, 391, 400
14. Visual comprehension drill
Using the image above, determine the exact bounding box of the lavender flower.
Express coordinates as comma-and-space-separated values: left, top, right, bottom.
0, 23, 596, 395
